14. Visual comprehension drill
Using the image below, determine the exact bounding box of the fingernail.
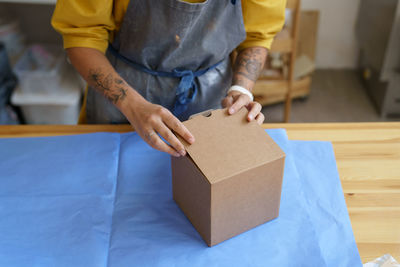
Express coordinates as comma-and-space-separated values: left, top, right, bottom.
188, 137, 195, 143
229, 108, 234, 114
248, 114, 254, 120
179, 150, 186, 156
174, 152, 181, 157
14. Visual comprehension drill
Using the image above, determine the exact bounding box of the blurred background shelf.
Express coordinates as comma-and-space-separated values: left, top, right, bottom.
255, 10, 319, 112
254, 76, 311, 106
0, 0, 399, 125
356, 0, 400, 118
270, 29, 293, 53
0, 1, 83, 125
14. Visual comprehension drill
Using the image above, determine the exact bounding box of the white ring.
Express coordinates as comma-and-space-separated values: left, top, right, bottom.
228, 85, 254, 101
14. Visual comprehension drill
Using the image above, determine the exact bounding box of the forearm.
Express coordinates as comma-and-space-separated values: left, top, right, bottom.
232, 47, 268, 91
66, 47, 143, 113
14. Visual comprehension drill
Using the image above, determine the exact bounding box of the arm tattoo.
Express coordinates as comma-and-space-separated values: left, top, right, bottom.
114, 78, 124, 85
109, 87, 128, 104
88, 68, 128, 105
232, 47, 267, 90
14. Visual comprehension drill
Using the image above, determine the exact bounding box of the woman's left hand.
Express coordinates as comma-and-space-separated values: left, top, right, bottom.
221, 90, 265, 125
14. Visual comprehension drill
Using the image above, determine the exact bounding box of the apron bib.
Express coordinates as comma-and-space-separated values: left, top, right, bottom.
86, 0, 246, 123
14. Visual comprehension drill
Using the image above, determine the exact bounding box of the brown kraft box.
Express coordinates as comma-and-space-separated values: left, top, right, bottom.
171, 108, 285, 247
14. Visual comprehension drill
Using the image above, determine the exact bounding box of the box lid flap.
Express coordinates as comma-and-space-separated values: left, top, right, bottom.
181, 108, 285, 184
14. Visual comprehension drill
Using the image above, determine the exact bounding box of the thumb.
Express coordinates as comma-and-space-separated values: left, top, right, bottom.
221, 94, 235, 108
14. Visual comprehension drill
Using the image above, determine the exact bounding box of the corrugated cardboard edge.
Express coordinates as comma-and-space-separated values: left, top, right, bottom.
178, 108, 286, 185
171, 155, 212, 246
173, 108, 287, 247
209, 156, 286, 246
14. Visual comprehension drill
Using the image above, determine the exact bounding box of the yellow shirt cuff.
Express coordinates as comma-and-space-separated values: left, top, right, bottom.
63, 35, 109, 54
237, 38, 274, 52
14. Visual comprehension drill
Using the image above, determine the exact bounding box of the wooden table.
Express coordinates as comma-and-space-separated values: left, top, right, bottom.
1, 122, 399, 263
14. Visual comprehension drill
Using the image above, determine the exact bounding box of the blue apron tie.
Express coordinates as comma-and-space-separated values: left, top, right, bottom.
108, 44, 222, 116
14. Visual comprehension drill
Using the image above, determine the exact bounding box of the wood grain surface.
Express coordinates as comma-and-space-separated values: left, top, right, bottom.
1, 122, 399, 263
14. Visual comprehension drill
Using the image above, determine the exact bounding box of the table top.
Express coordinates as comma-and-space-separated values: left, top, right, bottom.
1, 122, 399, 263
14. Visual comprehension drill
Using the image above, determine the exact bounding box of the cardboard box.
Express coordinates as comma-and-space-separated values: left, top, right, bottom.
171, 108, 286, 246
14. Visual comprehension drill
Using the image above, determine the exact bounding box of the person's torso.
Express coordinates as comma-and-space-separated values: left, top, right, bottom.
86, 0, 246, 123
112, 0, 245, 72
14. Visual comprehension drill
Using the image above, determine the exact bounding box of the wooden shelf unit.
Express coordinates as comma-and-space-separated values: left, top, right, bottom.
255, 0, 301, 122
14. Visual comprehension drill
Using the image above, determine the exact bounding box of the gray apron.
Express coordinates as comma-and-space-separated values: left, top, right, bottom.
86, 0, 246, 123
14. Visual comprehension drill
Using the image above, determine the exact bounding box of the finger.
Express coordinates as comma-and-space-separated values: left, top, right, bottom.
144, 129, 181, 157
255, 113, 265, 125
221, 94, 235, 108
155, 123, 186, 156
247, 102, 262, 122
163, 112, 195, 144
228, 94, 251, 115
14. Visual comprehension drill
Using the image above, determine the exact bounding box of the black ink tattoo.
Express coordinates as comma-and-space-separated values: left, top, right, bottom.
233, 76, 248, 88
232, 47, 267, 90
89, 68, 110, 92
109, 87, 128, 104
103, 74, 112, 89
114, 78, 124, 85
88, 68, 129, 105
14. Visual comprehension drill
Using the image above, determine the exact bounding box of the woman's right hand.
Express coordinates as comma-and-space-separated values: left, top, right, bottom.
122, 94, 195, 157
65, 47, 194, 156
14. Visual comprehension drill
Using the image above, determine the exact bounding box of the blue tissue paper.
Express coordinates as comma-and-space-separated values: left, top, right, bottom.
0, 130, 361, 266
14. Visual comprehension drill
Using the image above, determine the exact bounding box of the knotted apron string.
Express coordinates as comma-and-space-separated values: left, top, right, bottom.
108, 44, 223, 116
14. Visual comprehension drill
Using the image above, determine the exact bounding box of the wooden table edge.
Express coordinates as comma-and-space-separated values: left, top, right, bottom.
0, 122, 399, 138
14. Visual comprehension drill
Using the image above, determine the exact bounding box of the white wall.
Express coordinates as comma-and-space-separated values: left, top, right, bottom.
301, 0, 361, 69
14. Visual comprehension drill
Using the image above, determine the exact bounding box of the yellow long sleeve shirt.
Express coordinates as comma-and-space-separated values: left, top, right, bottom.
51, 0, 286, 54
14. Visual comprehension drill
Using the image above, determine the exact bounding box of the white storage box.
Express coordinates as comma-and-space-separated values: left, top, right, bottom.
11, 68, 82, 124
14, 44, 66, 94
